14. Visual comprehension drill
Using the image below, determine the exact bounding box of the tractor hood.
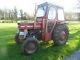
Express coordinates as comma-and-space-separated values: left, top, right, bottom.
18, 21, 41, 30
18, 22, 34, 29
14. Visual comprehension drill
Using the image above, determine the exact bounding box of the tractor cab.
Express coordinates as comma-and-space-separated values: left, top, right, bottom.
35, 2, 66, 41
36, 2, 65, 23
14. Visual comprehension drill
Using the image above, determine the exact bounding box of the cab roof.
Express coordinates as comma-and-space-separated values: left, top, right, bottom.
38, 2, 63, 9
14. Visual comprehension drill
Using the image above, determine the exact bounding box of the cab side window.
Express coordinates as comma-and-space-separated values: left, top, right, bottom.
48, 7, 56, 20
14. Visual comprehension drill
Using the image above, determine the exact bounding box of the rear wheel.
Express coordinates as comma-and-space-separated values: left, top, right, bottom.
52, 24, 69, 46
21, 37, 38, 54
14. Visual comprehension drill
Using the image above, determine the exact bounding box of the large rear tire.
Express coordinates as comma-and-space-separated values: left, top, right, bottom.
52, 24, 69, 46
21, 37, 38, 54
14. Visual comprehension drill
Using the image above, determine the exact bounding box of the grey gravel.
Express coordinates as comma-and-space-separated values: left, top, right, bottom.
64, 50, 80, 60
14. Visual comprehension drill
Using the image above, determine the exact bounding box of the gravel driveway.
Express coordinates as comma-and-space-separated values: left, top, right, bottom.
64, 50, 80, 60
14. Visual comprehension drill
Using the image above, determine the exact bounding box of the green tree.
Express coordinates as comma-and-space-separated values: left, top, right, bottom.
13, 7, 18, 20
20, 9, 24, 20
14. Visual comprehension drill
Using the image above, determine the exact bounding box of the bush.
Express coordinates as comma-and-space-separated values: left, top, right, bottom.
0, 20, 31, 23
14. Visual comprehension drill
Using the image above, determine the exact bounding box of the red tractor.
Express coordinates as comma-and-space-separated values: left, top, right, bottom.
15, 2, 69, 54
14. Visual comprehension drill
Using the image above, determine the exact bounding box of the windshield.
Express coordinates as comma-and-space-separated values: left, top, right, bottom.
36, 6, 46, 17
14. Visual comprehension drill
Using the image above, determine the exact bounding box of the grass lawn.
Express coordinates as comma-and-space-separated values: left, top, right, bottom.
0, 23, 80, 60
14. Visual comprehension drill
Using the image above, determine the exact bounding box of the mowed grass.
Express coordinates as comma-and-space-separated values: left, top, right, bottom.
0, 23, 80, 60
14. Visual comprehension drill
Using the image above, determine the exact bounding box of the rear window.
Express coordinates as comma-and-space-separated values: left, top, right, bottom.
58, 9, 65, 20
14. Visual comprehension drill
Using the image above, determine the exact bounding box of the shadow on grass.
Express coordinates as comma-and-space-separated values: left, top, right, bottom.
6, 30, 80, 60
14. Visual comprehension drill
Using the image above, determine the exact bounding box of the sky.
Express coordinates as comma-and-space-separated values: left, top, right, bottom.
0, 0, 79, 15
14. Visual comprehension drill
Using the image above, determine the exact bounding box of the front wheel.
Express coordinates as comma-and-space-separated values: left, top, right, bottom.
15, 33, 20, 44
52, 24, 69, 46
21, 37, 38, 54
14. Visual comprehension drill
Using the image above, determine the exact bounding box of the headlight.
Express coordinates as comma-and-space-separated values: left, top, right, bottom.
19, 32, 25, 35
20, 26, 25, 28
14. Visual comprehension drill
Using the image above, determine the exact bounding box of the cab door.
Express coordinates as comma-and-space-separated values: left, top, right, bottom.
47, 7, 57, 32
44, 7, 57, 41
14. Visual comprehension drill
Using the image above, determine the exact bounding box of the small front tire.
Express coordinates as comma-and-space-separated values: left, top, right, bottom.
15, 33, 20, 44
21, 37, 38, 54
